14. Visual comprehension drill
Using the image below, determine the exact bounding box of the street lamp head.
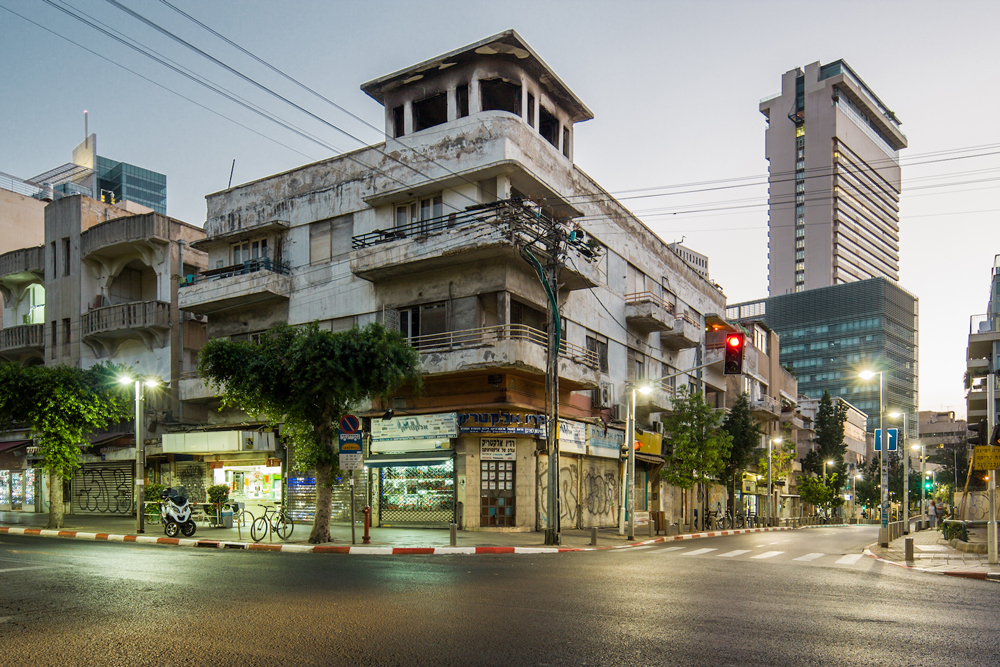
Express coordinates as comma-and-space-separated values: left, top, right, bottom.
855, 473, 863, 479
827, 460, 835, 465
637, 384, 653, 395
144, 378, 160, 388
888, 411, 902, 419
118, 375, 133, 385
859, 370, 877, 380
771, 437, 783, 444
911, 444, 921, 451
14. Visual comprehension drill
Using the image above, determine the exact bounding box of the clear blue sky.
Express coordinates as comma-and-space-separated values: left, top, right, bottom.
2, 0, 997, 416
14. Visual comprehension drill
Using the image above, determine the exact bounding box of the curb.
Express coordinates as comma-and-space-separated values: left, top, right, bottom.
863, 546, 1000, 581
0, 525, 793, 555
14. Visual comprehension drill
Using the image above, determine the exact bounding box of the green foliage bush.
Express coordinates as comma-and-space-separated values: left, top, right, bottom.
144, 483, 166, 501
942, 521, 968, 542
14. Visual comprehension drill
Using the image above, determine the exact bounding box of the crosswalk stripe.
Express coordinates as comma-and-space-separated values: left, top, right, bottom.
629, 546, 655, 551
750, 551, 784, 559
718, 550, 752, 558
793, 553, 826, 561
656, 546, 687, 553
835, 554, 864, 565
681, 548, 717, 556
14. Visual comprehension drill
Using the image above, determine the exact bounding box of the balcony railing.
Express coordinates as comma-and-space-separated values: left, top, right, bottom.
624, 291, 674, 314
80, 214, 169, 257
407, 324, 599, 369
181, 257, 289, 286
353, 202, 507, 249
82, 301, 170, 338
751, 395, 781, 417
970, 314, 999, 335
0, 245, 44, 279
0, 323, 44, 352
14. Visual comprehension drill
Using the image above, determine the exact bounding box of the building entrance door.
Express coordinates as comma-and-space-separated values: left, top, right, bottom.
480, 460, 515, 527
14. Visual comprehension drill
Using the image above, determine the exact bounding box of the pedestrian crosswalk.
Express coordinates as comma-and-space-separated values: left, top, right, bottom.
633, 544, 869, 567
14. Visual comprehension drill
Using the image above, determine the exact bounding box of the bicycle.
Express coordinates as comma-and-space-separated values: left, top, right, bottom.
251, 503, 294, 542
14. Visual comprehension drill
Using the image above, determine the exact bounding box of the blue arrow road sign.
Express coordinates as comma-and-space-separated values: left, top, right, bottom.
874, 428, 898, 451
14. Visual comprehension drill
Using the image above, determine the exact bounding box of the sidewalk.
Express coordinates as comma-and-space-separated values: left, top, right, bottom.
866, 524, 1000, 580
0, 510, 791, 554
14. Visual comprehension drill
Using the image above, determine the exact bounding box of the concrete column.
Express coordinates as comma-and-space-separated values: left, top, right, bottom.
447, 87, 457, 122
469, 77, 482, 114
403, 100, 414, 136
497, 292, 510, 326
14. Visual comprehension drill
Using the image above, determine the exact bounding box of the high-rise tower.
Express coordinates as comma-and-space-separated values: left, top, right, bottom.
761, 61, 907, 296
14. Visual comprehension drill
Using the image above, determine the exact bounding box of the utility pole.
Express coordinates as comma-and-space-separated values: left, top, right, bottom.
988, 371, 997, 565
544, 250, 561, 546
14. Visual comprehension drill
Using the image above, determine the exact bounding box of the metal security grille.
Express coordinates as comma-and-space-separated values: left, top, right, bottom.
330, 473, 369, 523
378, 461, 455, 526
72, 462, 133, 515
287, 474, 316, 523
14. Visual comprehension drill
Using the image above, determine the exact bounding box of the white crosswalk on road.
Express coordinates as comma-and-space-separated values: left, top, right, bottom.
682, 548, 717, 556
793, 553, 826, 562
750, 551, 784, 559
835, 554, 864, 565
718, 550, 752, 558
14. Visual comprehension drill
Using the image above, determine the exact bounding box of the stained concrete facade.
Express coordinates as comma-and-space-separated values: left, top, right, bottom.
182, 30, 729, 533
761, 60, 907, 296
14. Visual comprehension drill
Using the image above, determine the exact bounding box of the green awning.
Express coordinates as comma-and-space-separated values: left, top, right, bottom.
364, 451, 454, 468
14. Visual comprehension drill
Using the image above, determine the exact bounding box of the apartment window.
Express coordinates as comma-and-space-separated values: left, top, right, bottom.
456, 85, 469, 119
796, 183, 805, 193
310, 214, 353, 265
795, 262, 805, 272
480, 79, 521, 116
626, 348, 645, 383
392, 105, 405, 138
539, 106, 559, 147
586, 334, 609, 374
796, 250, 804, 260
395, 195, 443, 233
796, 161, 805, 171
232, 238, 267, 265
796, 136, 805, 148
413, 92, 447, 132
62, 318, 71, 355
562, 127, 570, 158
796, 125, 805, 138
50, 321, 56, 359
399, 301, 446, 343
51, 241, 57, 277
61, 238, 70, 276
526, 93, 535, 128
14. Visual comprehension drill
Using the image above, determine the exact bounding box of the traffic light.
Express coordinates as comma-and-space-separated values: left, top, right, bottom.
969, 418, 989, 446
723, 332, 745, 375
924, 478, 933, 491
991, 421, 1000, 446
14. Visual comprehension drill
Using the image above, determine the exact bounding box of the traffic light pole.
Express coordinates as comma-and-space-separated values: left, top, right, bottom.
988, 372, 996, 565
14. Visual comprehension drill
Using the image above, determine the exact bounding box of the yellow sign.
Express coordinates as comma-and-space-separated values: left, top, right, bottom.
973, 446, 1000, 471
636, 431, 663, 456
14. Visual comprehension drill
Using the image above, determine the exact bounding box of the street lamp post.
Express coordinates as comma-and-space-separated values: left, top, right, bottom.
913, 443, 924, 529
889, 412, 909, 533
120, 375, 160, 534
860, 370, 889, 547
769, 437, 782, 527
853, 473, 862, 522
823, 459, 834, 520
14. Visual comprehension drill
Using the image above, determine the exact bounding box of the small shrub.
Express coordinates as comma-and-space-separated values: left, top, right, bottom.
144, 483, 166, 501
207, 484, 230, 505
942, 522, 968, 542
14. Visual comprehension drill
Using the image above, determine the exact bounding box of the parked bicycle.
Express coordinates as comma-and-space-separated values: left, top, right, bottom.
251, 503, 294, 542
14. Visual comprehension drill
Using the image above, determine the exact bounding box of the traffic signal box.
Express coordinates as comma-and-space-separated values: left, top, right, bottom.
969, 419, 989, 446
723, 332, 745, 375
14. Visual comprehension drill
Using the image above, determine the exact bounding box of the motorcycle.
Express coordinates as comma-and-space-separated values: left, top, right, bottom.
159, 487, 197, 538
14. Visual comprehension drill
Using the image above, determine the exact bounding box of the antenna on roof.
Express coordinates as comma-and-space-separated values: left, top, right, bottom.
228, 159, 235, 189
84, 110, 88, 138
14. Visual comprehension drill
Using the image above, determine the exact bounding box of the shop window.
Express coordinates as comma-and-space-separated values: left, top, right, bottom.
456, 85, 469, 118
413, 92, 447, 132
539, 106, 559, 147
399, 301, 447, 344
480, 78, 521, 116
392, 105, 405, 138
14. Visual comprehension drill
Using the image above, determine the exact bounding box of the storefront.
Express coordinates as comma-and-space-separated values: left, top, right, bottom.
368, 413, 457, 527
0, 440, 39, 513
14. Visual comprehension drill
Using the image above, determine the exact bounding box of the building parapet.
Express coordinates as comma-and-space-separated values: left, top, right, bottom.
81, 214, 169, 259
0, 246, 44, 280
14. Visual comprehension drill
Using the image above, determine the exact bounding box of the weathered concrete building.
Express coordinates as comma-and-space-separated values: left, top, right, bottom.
179, 31, 729, 533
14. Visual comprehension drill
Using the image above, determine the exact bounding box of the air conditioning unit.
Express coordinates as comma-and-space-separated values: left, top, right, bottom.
611, 403, 627, 423
591, 381, 615, 408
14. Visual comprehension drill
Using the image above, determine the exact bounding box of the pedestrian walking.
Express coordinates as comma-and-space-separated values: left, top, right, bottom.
928, 500, 938, 528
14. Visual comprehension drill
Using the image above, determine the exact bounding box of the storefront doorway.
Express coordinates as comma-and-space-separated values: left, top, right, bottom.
480, 459, 515, 527
375, 460, 455, 527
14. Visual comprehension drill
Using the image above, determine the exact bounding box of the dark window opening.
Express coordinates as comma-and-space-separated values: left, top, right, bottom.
50, 321, 56, 359
392, 105, 405, 138
539, 106, 559, 147
61, 238, 70, 276
50, 241, 56, 277
400, 302, 447, 345
62, 318, 71, 354
509, 300, 545, 330
456, 85, 469, 118
413, 93, 448, 132
586, 336, 609, 374
562, 127, 570, 158
480, 79, 521, 116
526, 93, 535, 128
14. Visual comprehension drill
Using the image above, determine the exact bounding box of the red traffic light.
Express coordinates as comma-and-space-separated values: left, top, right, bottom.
723, 332, 745, 375
727, 335, 742, 348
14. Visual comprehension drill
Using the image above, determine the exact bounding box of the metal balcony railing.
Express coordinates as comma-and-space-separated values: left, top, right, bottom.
352, 202, 507, 249
407, 323, 599, 369
970, 314, 999, 335
81, 301, 170, 337
751, 395, 780, 415
0, 323, 44, 352
181, 257, 290, 286
624, 291, 674, 314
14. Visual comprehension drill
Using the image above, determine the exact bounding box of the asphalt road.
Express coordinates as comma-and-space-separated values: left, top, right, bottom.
1, 525, 997, 666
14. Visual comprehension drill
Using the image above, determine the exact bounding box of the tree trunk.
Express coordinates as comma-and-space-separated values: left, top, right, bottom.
309, 460, 333, 544
47, 472, 64, 530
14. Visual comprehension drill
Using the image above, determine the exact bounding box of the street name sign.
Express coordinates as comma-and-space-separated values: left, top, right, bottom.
874, 428, 898, 451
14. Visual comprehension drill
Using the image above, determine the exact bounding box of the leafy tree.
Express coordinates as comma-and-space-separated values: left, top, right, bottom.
198, 322, 421, 543
854, 457, 882, 513
800, 472, 844, 516
0, 362, 132, 529
722, 393, 760, 517
661, 387, 732, 531
804, 390, 848, 477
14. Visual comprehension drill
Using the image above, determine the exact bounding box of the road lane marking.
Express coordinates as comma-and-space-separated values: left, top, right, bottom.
681, 548, 718, 556
793, 553, 826, 561
654, 546, 687, 553
629, 546, 655, 551
0, 565, 67, 573
835, 554, 864, 565
718, 550, 751, 558
750, 551, 783, 559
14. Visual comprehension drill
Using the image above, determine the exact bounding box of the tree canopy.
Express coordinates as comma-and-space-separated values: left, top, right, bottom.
198, 322, 421, 543
722, 392, 760, 515
804, 391, 848, 476
0, 361, 133, 529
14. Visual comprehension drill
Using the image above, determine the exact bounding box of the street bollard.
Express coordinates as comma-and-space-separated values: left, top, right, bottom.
450, 523, 457, 547
904, 537, 914, 562
362, 506, 371, 545
591, 526, 598, 546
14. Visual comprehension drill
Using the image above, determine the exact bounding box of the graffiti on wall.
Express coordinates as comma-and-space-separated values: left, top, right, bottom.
75, 467, 132, 514
583, 467, 618, 522
537, 459, 620, 529
176, 463, 208, 503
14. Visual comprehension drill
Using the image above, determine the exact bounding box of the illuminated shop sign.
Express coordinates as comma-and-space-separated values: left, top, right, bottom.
458, 411, 546, 435
372, 413, 458, 441
557, 420, 587, 454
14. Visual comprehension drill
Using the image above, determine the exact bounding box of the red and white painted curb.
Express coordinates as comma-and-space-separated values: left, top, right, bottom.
1, 525, 792, 555
864, 546, 1000, 581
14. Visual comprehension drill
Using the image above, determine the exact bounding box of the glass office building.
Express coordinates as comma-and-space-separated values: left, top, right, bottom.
728, 277, 918, 436
95, 156, 166, 214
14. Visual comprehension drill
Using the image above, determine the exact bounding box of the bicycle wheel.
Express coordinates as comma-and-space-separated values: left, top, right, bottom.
251, 516, 268, 542
275, 512, 294, 540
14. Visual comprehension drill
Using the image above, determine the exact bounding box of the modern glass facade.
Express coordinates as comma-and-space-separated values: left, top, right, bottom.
728, 277, 918, 435
95, 156, 166, 214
